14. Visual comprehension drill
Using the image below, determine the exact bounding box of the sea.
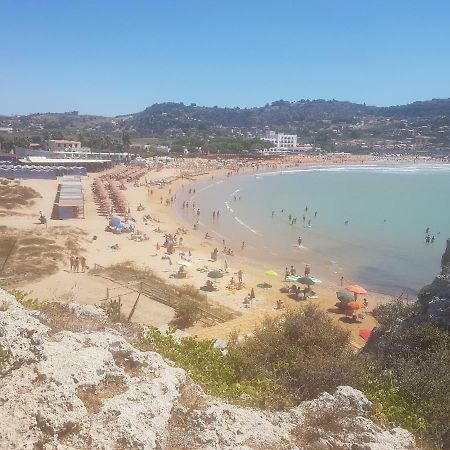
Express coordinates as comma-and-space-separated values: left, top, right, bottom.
174, 164, 450, 297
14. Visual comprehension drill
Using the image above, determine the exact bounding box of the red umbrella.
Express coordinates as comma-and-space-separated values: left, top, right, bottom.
345, 284, 368, 295
346, 301, 364, 310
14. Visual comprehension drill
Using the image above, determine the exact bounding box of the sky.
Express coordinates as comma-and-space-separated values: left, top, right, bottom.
1, 0, 450, 116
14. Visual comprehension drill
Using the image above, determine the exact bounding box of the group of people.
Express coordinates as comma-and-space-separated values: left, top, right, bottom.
285, 263, 311, 279
69, 255, 87, 273
425, 228, 437, 244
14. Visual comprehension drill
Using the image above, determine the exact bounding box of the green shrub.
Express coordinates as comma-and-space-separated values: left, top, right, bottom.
372, 298, 419, 329
171, 298, 201, 328
142, 327, 280, 405
5, 289, 43, 309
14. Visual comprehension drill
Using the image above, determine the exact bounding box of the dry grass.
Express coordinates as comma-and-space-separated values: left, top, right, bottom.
94, 262, 238, 325
76, 376, 128, 414
0, 181, 41, 210
0, 227, 88, 283
110, 350, 149, 378
38, 303, 109, 336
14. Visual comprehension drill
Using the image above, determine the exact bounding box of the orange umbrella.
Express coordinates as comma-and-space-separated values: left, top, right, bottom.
346, 301, 364, 310
345, 284, 368, 295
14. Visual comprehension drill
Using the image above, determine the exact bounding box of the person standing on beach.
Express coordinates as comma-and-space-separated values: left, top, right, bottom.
241, 241, 245, 250
224, 259, 228, 273
298, 237, 302, 246
74, 257, 80, 273
285, 267, 289, 280
79, 256, 87, 273
304, 264, 311, 277
340, 275, 344, 286
70, 255, 75, 272
238, 269, 243, 283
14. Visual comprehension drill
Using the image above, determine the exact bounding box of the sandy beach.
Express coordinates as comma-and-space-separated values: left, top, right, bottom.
2, 154, 430, 347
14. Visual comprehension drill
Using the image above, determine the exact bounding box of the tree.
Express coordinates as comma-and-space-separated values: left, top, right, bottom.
122, 132, 131, 151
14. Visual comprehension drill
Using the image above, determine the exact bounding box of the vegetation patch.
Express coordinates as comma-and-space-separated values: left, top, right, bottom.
95, 262, 237, 327
0, 180, 41, 210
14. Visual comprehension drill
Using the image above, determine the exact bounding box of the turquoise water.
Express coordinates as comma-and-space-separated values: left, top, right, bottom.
175, 165, 450, 296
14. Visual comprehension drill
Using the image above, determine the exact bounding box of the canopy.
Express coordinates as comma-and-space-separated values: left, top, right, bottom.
110, 217, 122, 227
345, 284, 368, 295
336, 290, 354, 303
264, 270, 278, 277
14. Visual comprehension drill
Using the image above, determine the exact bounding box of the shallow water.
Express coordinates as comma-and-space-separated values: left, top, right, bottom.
174, 164, 450, 297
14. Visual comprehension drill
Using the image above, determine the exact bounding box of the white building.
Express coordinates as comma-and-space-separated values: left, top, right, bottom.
45, 140, 84, 152
262, 131, 298, 152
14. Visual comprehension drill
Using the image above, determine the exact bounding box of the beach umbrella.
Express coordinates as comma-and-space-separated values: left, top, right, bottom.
346, 301, 364, 311
110, 217, 122, 227
345, 285, 368, 295
208, 270, 223, 279
336, 290, 354, 303
297, 276, 315, 286
264, 270, 278, 277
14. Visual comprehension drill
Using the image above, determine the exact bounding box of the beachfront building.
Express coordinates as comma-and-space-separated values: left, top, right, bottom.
262, 131, 298, 153
45, 140, 84, 152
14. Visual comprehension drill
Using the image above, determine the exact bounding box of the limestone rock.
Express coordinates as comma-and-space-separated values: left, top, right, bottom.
0, 289, 416, 449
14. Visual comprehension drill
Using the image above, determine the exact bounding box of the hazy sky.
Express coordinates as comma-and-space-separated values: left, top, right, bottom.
1, 0, 449, 115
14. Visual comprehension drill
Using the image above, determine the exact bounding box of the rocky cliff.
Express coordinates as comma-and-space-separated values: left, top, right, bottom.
0, 289, 415, 450
416, 237, 450, 329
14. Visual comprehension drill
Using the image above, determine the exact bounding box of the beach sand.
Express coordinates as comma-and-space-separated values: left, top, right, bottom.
0, 155, 409, 347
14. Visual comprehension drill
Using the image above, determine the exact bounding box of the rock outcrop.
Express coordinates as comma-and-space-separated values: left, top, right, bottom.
416, 238, 450, 329
0, 289, 416, 449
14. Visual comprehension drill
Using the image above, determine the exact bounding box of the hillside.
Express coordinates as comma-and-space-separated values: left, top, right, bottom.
1, 99, 450, 155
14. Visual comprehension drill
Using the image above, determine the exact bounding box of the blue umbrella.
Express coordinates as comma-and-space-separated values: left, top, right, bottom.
110, 217, 122, 227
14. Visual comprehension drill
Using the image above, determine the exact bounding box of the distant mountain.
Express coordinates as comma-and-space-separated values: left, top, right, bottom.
1, 99, 450, 151
128, 99, 450, 137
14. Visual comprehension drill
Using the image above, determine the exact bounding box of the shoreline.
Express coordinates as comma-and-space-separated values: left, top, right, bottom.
170, 159, 448, 297
2, 155, 446, 346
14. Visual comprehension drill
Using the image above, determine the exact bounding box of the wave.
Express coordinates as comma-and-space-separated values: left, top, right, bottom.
257, 164, 450, 177
224, 201, 234, 213
234, 216, 261, 235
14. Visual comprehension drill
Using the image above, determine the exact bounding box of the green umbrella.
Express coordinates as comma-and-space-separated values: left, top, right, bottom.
297, 276, 315, 286
264, 270, 278, 277
336, 290, 354, 303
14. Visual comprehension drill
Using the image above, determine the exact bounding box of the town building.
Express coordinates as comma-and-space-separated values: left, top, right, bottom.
45, 140, 83, 152
262, 131, 298, 152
